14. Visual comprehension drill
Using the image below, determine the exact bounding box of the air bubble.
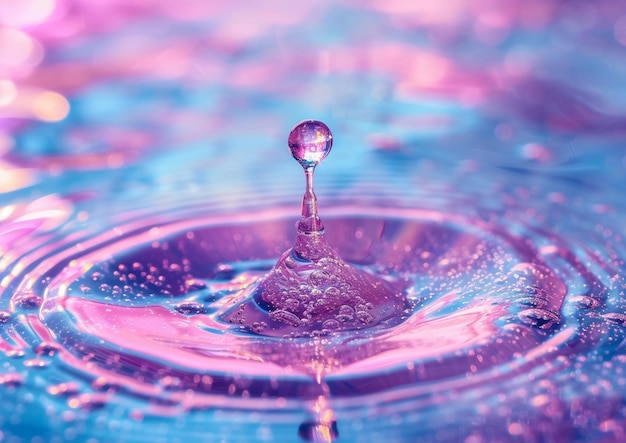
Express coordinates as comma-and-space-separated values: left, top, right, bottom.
174, 301, 206, 315
269, 309, 302, 327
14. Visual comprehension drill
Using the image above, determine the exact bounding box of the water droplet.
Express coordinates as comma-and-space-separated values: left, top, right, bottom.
288, 120, 333, 169
221, 122, 408, 335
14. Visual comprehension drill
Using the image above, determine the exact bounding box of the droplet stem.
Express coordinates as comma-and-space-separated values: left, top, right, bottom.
299, 167, 323, 234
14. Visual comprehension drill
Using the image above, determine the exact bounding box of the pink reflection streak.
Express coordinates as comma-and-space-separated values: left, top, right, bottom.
64, 297, 306, 377
336, 292, 505, 375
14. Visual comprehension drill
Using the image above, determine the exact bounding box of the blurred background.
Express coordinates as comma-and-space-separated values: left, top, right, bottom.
2, 0, 625, 211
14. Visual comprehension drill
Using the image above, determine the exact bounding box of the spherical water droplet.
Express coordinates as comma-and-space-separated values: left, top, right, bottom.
288, 120, 333, 168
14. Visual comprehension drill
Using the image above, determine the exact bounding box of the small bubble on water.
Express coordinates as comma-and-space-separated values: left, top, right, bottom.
269, 309, 301, 327
24, 358, 49, 368
0, 373, 23, 387
356, 310, 374, 324
12, 291, 43, 309
322, 319, 340, 330
336, 305, 354, 322
35, 341, 61, 357
0, 310, 11, 323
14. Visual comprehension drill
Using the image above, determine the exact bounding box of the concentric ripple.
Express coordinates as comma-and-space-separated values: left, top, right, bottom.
1, 199, 622, 441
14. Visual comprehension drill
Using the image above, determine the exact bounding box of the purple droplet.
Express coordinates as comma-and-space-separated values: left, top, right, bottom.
288, 120, 333, 168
